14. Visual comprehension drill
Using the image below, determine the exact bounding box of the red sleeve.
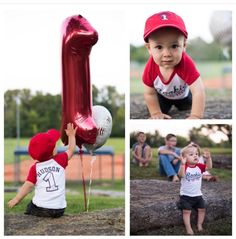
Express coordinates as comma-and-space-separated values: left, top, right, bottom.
142, 57, 156, 87
179, 52, 200, 85
53, 152, 68, 169
26, 163, 37, 184
197, 163, 206, 173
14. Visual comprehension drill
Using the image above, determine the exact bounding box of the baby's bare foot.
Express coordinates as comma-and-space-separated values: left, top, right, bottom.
198, 224, 203, 231
186, 229, 194, 235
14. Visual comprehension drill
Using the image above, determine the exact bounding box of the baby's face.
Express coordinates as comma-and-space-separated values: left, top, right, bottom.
146, 28, 186, 70
184, 146, 199, 165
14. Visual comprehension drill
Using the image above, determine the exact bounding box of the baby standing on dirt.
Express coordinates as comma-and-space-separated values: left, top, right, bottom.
178, 144, 212, 235
142, 11, 205, 119
8, 123, 77, 218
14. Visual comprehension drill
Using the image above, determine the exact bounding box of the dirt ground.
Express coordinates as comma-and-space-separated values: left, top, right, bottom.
130, 180, 232, 235
4, 208, 125, 236
130, 94, 232, 119
135, 217, 232, 235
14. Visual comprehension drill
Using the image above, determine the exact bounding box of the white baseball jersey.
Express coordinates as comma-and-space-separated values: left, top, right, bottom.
143, 52, 200, 100
27, 153, 68, 209
180, 163, 206, 197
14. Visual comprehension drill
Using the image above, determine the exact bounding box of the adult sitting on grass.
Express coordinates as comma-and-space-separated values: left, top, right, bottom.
158, 133, 181, 182
132, 132, 152, 167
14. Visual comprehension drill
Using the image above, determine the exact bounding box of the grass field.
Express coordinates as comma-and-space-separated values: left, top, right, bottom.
130, 148, 232, 181
4, 137, 124, 165
130, 61, 232, 95
5, 180, 125, 215
4, 137, 125, 215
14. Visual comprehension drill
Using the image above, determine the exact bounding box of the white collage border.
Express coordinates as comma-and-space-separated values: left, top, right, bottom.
0, 1, 235, 238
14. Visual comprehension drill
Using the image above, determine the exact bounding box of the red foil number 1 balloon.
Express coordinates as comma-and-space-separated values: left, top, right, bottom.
60, 15, 98, 147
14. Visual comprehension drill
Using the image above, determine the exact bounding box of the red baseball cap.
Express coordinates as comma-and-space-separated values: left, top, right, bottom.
143, 11, 188, 42
28, 129, 60, 162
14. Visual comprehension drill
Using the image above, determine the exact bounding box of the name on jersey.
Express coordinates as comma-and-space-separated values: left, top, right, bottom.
37, 166, 60, 177
157, 84, 187, 98
185, 171, 201, 182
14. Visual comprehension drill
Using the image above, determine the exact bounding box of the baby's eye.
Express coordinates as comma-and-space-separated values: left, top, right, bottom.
171, 44, 179, 49
155, 45, 162, 50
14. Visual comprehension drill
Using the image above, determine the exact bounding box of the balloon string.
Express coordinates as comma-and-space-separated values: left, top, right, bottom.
87, 153, 96, 212
79, 149, 87, 212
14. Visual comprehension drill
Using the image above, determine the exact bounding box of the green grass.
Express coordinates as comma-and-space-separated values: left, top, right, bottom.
196, 61, 231, 79
130, 148, 232, 182
66, 179, 125, 192
4, 138, 31, 164
4, 192, 124, 215
4, 137, 124, 165
5, 180, 125, 215
130, 61, 231, 95
104, 137, 124, 154
208, 147, 232, 155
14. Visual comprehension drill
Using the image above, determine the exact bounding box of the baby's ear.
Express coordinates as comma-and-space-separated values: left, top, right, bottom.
183, 38, 187, 51
145, 43, 152, 55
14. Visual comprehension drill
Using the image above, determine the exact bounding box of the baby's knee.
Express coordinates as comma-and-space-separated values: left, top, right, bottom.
198, 208, 206, 213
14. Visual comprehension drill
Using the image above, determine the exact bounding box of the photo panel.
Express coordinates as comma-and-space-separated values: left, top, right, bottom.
129, 4, 232, 120
3, 3, 127, 236
130, 121, 232, 235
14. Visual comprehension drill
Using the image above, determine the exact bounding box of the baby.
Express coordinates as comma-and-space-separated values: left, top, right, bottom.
8, 123, 77, 217
178, 144, 212, 234
143, 11, 205, 119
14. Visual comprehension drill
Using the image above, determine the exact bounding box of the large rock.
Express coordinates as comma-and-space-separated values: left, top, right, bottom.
5, 208, 124, 236
130, 94, 232, 119
130, 180, 231, 234
212, 155, 232, 169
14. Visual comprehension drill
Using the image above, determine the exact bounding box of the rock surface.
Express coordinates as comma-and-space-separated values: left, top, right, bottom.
130, 94, 232, 119
5, 208, 125, 236
130, 180, 232, 234
212, 155, 232, 169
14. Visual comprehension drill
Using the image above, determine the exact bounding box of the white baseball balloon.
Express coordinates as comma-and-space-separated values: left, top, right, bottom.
84, 105, 112, 152
209, 11, 232, 46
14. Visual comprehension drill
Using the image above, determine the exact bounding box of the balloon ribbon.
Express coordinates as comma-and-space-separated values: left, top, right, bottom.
79, 149, 87, 211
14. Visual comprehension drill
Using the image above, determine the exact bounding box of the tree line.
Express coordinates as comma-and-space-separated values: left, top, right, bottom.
130, 125, 232, 149
4, 85, 124, 138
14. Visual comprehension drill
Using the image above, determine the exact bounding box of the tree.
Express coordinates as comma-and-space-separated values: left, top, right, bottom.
199, 124, 232, 144
4, 86, 125, 138
188, 124, 231, 147
93, 85, 125, 137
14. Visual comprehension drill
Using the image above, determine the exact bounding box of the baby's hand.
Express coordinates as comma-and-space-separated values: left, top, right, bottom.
8, 198, 19, 208
65, 123, 77, 137
180, 156, 187, 165
150, 112, 172, 119
203, 148, 211, 159
186, 114, 201, 119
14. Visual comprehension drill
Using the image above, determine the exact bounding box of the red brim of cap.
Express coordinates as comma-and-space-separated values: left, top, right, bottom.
144, 24, 188, 42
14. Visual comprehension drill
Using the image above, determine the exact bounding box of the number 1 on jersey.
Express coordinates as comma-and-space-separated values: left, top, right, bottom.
43, 172, 59, 192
